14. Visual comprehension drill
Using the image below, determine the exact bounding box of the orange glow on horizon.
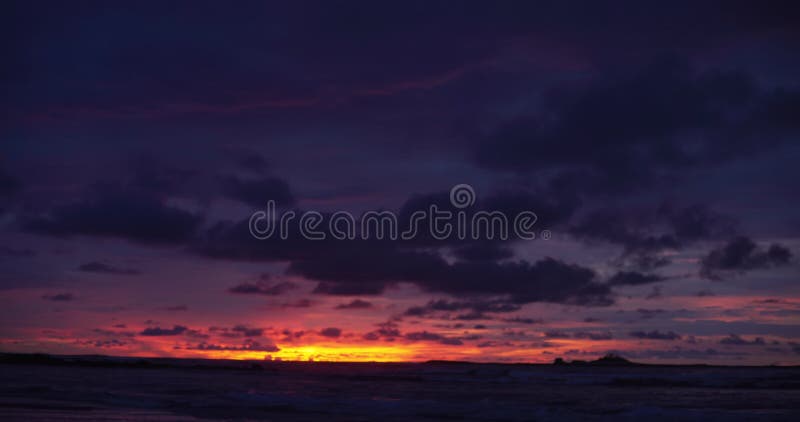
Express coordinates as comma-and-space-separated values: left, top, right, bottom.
197, 344, 425, 362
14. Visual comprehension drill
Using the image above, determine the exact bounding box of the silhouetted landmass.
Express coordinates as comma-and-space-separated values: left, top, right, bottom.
552, 353, 638, 367
0, 352, 275, 372
3, 352, 798, 370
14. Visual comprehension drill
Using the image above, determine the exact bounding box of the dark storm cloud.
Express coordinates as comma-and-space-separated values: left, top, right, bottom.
209, 326, 253, 339
636, 309, 667, 319
470, 58, 799, 274
139, 325, 188, 336
298, 255, 613, 306
227, 281, 297, 296
187, 339, 279, 353
502, 317, 543, 325
77, 339, 128, 349
231, 325, 264, 338
23, 183, 201, 245
78, 261, 141, 275
212, 192, 598, 304
186, 329, 209, 339
92, 328, 136, 338
645, 286, 662, 300
573, 331, 613, 340
395, 188, 579, 241
319, 327, 342, 338
196, 192, 612, 306
753, 298, 786, 304
362, 320, 401, 341
279, 329, 306, 342
477, 341, 514, 348
404, 331, 464, 346
719, 334, 767, 346
201, 187, 568, 264
404, 299, 521, 318
542, 330, 613, 340
629, 330, 682, 340
221, 175, 295, 208
196, 214, 342, 262
502, 330, 527, 339
41, 292, 75, 302
452, 311, 489, 321
477, 59, 800, 191
570, 203, 736, 269
701, 236, 793, 280
451, 243, 513, 262
335, 299, 373, 310
607, 271, 666, 286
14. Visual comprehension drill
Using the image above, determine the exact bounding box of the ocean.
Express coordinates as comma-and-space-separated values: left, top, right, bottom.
1, 356, 799, 421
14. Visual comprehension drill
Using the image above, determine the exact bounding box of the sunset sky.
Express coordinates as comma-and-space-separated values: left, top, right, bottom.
2, 1, 799, 365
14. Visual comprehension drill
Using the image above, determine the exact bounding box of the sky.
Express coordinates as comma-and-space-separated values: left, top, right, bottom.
1, 1, 799, 364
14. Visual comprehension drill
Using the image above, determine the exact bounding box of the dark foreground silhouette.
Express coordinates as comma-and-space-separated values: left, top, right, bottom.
1, 353, 799, 421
